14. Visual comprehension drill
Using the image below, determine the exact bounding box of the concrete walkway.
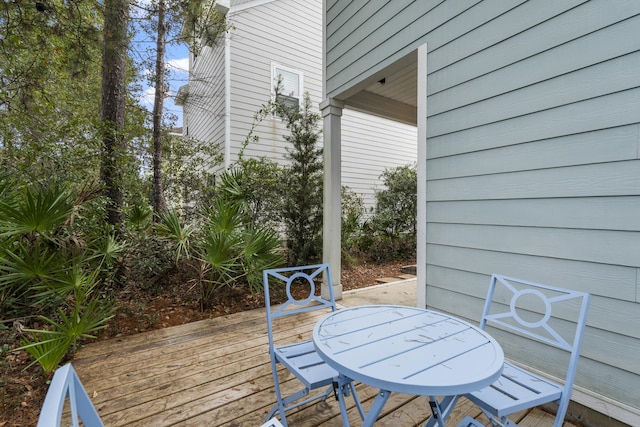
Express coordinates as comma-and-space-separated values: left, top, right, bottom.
340, 278, 417, 307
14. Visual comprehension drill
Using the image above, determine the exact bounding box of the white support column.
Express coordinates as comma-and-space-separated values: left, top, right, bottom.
416, 44, 428, 308
320, 98, 344, 300
223, 31, 232, 168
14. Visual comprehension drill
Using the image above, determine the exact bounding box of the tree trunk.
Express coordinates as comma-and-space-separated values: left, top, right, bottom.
152, 0, 167, 217
100, 0, 130, 232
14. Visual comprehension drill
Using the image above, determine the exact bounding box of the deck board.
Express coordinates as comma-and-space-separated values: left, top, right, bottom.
72, 282, 577, 426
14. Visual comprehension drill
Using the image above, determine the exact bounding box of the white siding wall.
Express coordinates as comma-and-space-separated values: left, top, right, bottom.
183, 0, 417, 212
227, 0, 323, 162
184, 41, 226, 148
326, 0, 640, 416
342, 109, 416, 210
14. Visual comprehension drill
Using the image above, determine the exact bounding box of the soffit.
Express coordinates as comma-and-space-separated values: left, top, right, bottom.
341, 52, 418, 126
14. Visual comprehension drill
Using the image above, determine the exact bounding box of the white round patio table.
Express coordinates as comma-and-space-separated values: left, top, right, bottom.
313, 305, 504, 427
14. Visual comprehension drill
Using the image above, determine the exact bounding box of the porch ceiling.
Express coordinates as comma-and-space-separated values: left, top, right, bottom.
340, 51, 418, 126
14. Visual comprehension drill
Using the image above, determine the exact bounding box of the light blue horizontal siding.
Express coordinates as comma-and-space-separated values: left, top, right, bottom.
429, 15, 640, 114
427, 197, 640, 232
428, 89, 640, 157
429, 52, 640, 136
427, 223, 640, 268
426, 0, 585, 75
426, 250, 637, 304
326, 0, 476, 97
427, 126, 638, 180
428, 161, 640, 200
326, 0, 640, 413
428, 0, 637, 92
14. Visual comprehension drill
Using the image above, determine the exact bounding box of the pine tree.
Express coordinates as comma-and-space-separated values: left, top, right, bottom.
279, 94, 323, 265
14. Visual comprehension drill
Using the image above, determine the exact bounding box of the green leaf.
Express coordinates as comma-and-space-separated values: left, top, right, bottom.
156, 210, 194, 262
0, 243, 58, 287
0, 184, 75, 238
18, 329, 73, 375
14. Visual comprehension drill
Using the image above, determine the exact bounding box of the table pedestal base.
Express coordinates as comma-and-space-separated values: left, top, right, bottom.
425, 395, 459, 427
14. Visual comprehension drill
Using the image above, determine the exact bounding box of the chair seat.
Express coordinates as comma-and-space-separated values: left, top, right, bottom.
275, 340, 338, 389
264, 264, 364, 426
465, 362, 563, 417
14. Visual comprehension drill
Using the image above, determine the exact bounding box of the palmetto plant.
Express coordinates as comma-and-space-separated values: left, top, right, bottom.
0, 183, 74, 238
0, 178, 119, 374
0, 181, 76, 313
201, 199, 244, 288
128, 204, 153, 232
20, 290, 114, 374
158, 170, 285, 309
156, 209, 195, 263
198, 196, 284, 307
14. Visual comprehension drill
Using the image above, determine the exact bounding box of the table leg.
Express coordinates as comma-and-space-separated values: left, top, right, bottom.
362, 390, 391, 427
333, 375, 364, 426
424, 395, 459, 427
336, 385, 351, 427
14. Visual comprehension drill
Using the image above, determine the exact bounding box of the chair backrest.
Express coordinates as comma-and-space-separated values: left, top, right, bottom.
481, 274, 591, 398
37, 363, 104, 427
264, 264, 337, 347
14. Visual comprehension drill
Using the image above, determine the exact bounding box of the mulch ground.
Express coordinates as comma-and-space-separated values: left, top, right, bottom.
0, 260, 414, 426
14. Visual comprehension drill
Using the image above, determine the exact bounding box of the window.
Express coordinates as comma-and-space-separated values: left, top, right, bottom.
272, 63, 303, 108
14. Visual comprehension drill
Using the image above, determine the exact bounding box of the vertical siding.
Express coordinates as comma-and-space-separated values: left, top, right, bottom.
326, 0, 640, 414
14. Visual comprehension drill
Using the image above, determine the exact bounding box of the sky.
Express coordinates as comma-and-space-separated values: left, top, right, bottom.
131, 9, 190, 128
136, 43, 189, 128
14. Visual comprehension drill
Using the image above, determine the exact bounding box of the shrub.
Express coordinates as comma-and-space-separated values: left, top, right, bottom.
157, 170, 285, 309
198, 197, 284, 308
279, 93, 324, 265
211, 159, 285, 232
370, 164, 417, 237
240, 86, 324, 266
341, 186, 365, 265
350, 164, 417, 263
0, 179, 119, 373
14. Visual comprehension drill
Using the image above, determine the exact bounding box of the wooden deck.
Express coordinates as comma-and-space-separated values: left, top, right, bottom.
71, 282, 577, 426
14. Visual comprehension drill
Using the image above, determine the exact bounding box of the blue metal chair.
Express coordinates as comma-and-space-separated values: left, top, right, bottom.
263, 264, 364, 426
457, 274, 591, 427
37, 363, 104, 427
259, 418, 284, 427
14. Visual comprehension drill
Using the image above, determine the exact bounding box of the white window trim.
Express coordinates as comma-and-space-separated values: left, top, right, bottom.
271, 62, 304, 107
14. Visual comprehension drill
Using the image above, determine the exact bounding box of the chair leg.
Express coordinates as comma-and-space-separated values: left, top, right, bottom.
335, 385, 352, 427
471, 409, 517, 427
267, 360, 289, 426
266, 387, 325, 425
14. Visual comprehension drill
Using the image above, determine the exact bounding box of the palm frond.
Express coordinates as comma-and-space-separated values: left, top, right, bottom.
0, 184, 75, 238
156, 210, 194, 262
0, 243, 58, 287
